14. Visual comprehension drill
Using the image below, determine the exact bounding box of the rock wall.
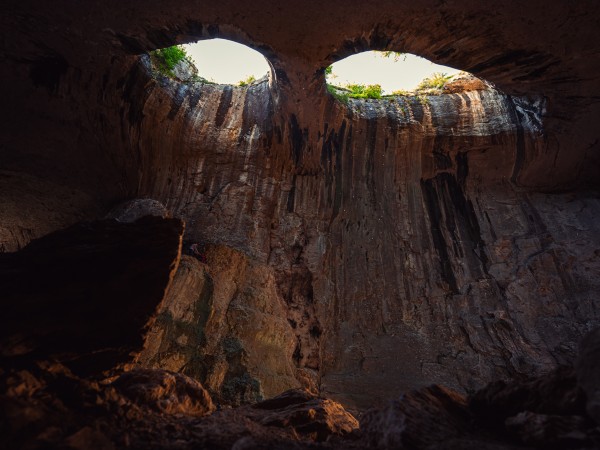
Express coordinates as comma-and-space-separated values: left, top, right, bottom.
127, 64, 600, 408
1, 0, 600, 410
138, 251, 303, 405
0, 216, 184, 373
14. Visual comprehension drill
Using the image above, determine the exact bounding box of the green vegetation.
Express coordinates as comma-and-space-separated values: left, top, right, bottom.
381, 51, 405, 61
417, 72, 453, 90
326, 83, 383, 103
391, 89, 411, 96
188, 74, 215, 84
345, 83, 382, 99
238, 75, 256, 86
150, 45, 189, 77
323, 47, 473, 106
327, 74, 454, 103
326, 84, 350, 103
387, 73, 453, 98
417, 94, 430, 105
324, 54, 456, 104
149, 45, 214, 84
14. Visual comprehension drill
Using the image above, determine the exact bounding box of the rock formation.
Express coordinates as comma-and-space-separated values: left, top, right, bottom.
3, 331, 600, 449
1, 0, 600, 445
137, 250, 303, 405
0, 216, 184, 373
125, 66, 599, 407
0, 361, 359, 449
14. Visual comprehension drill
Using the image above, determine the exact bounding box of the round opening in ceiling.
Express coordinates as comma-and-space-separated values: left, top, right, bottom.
326, 51, 465, 100
182, 38, 270, 86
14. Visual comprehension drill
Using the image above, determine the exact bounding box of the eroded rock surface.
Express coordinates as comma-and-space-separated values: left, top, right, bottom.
1, 0, 600, 422
106, 198, 171, 223
137, 248, 305, 405
0, 363, 357, 450
576, 328, 600, 425
129, 62, 600, 408
359, 359, 600, 449
3, 331, 600, 450
252, 389, 359, 441
112, 368, 215, 417
0, 216, 184, 373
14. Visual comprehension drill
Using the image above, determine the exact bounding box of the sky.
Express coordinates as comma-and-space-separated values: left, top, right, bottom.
183, 39, 460, 92
328, 52, 461, 93
183, 39, 269, 85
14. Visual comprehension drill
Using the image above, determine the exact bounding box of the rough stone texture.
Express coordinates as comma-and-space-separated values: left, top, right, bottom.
137, 249, 304, 405
128, 68, 600, 408
0, 363, 357, 450
2, 330, 600, 450
358, 362, 600, 449
0, 217, 184, 373
170, 57, 199, 83
136, 255, 212, 373
252, 388, 359, 441
442, 74, 489, 93
360, 385, 472, 449
1, 0, 600, 412
470, 366, 586, 424
504, 411, 593, 449
576, 328, 600, 425
105, 198, 170, 222
112, 368, 215, 417
0, 171, 102, 253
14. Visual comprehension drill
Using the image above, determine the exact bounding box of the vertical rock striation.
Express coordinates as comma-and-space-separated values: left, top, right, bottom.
123, 61, 600, 408
1, 0, 599, 411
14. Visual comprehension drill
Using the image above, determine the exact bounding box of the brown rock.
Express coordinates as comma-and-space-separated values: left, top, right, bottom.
112, 368, 215, 417
138, 247, 303, 406
443, 74, 489, 93
576, 328, 600, 425
360, 385, 471, 449
136, 255, 212, 374
1, 362, 357, 449
470, 366, 587, 425
1, 0, 600, 418
0, 217, 184, 373
105, 198, 171, 223
253, 389, 359, 441
505, 411, 593, 448
64, 426, 116, 450
253, 388, 315, 410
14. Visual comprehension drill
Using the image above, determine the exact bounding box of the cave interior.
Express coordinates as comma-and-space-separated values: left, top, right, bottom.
1, 1, 600, 448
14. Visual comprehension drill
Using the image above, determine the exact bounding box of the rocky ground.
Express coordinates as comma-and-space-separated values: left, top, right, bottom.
1, 2, 600, 448
2, 330, 599, 449
0, 214, 598, 449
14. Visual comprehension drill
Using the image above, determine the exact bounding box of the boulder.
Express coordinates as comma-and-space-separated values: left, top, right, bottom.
576, 328, 600, 424
0, 217, 184, 374
112, 368, 215, 417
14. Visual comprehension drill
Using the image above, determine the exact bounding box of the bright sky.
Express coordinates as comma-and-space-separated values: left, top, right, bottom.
182, 39, 460, 92
329, 52, 461, 93
183, 39, 269, 84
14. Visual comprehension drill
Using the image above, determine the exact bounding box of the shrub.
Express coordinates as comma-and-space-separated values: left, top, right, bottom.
238, 75, 256, 86
327, 83, 383, 103
346, 83, 382, 99
391, 89, 411, 96
327, 84, 350, 103
381, 51, 404, 61
417, 72, 452, 90
150, 45, 189, 77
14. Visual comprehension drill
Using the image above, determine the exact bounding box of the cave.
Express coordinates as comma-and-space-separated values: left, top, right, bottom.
1, 1, 600, 449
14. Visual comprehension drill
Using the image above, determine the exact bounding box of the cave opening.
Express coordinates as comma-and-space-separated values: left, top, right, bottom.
2, 1, 600, 448
325, 51, 463, 98
149, 38, 271, 86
